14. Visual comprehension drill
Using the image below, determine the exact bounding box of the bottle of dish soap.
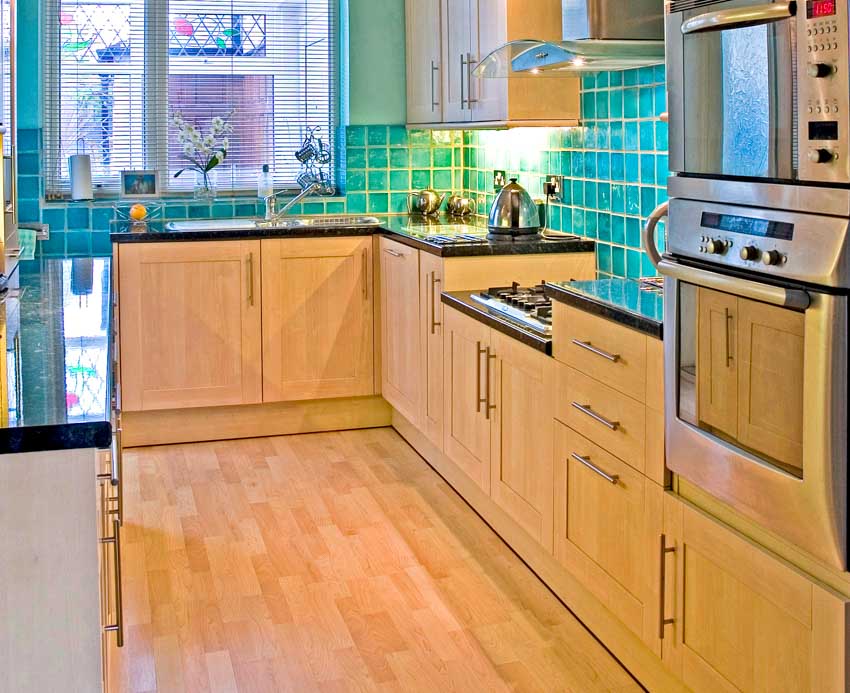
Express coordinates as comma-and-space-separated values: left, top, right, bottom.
257, 164, 273, 200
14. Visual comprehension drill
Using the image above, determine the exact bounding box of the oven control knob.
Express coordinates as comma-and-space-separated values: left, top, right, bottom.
808, 62, 834, 78
705, 238, 728, 255
740, 246, 761, 262
762, 249, 784, 266
809, 148, 835, 163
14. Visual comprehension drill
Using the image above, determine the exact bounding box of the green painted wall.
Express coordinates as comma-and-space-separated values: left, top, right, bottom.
346, 0, 406, 125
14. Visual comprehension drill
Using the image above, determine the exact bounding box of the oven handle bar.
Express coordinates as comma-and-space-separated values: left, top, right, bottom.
657, 259, 811, 310
681, 1, 797, 35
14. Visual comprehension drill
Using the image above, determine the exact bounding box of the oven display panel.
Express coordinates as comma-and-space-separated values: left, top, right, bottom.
701, 212, 795, 240
807, 0, 837, 17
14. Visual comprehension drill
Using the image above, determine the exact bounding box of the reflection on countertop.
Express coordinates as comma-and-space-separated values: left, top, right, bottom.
545, 276, 664, 339
0, 256, 113, 454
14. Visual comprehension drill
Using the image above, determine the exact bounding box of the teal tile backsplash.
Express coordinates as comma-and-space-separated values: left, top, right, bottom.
19, 66, 668, 278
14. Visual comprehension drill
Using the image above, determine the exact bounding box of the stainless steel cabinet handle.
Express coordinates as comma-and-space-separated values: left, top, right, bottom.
383, 248, 403, 258
430, 272, 442, 334
571, 339, 620, 363
659, 534, 676, 639
484, 347, 497, 420
681, 1, 796, 34
725, 308, 734, 367
572, 402, 620, 431
430, 60, 440, 110
571, 453, 619, 484
460, 53, 466, 109
466, 53, 478, 106
246, 252, 255, 306
101, 519, 124, 647
5, 246, 21, 258
476, 341, 485, 412
362, 249, 368, 301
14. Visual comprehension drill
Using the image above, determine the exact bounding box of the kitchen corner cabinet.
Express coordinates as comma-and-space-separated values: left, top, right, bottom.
380, 237, 422, 423
661, 495, 849, 692
118, 241, 263, 411
443, 306, 554, 548
407, 0, 580, 127
262, 237, 375, 402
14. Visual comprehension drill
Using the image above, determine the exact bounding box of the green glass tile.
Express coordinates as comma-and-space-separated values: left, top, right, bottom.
17, 175, 39, 199
42, 207, 66, 230
623, 69, 639, 87
611, 215, 625, 245
91, 207, 114, 230
598, 212, 612, 241
638, 66, 655, 85
367, 148, 388, 168
596, 122, 610, 149
610, 122, 624, 149
626, 185, 640, 214
595, 91, 609, 119
188, 205, 211, 219
411, 148, 431, 168
347, 193, 367, 214
165, 204, 187, 219
347, 170, 367, 191
611, 154, 625, 181
581, 75, 596, 90
412, 169, 431, 189
584, 152, 597, 178
641, 186, 657, 216
390, 169, 410, 191
641, 252, 658, 278
302, 201, 325, 215
235, 203, 257, 217
17, 128, 41, 152
347, 126, 366, 146
547, 203, 562, 231
625, 217, 641, 247
326, 200, 345, 214
639, 121, 655, 150
611, 184, 626, 213
582, 91, 596, 119
368, 170, 388, 190
368, 193, 389, 214
571, 152, 583, 177
433, 148, 452, 168
66, 231, 91, 256
625, 122, 639, 151
367, 126, 388, 146
625, 154, 639, 182
38, 230, 65, 257
626, 248, 643, 278
597, 242, 612, 274
18, 200, 40, 223
408, 130, 431, 147
612, 245, 626, 277
598, 182, 611, 209
561, 205, 572, 232
609, 71, 624, 87
584, 211, 598, 238
572, 208, 586, 235
584, 181, 597, 209
609, 90, 624, 119
389, 148, 409, 168
640, 154, 656, 184
559, 151, 571, 173
388, 126, 408, 147
595, 72, 610, 89
654, 85, 666, 115
347, 147, 367, 168
597, 152, 611, 180
623, 88, 639, 119
656, 121, 669, 150
571, 180, 584, 206
390, 192, 410, 213
433, 169, 452, 190
92, 231, 112, 255
654, 64, 666, 83
639, 88, 655, 118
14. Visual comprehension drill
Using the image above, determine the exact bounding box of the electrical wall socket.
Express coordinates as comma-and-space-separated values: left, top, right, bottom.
544, 175, 564, 202
493, 170, 507, 192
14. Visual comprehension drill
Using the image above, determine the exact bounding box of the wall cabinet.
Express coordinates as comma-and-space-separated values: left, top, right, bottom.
406, 0, 580, 127
661, 495, 849, 692
380, 237, 422, 423
118, 241, 263, 412
262, 237, 375, 402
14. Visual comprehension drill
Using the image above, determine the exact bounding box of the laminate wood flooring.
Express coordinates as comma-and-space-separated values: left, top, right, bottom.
110, 427, 642, 693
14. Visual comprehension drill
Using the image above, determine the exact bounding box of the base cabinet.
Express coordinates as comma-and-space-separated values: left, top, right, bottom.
661, 495, 849, 692
420, 251, 445, 449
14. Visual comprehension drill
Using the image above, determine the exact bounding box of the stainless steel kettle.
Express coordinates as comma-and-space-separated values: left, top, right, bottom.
446, 194, 476, 217
407, 189, 447, 216
487, 178, 540, 236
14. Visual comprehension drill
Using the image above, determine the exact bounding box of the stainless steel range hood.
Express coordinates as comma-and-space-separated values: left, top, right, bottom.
474, 0, 665, 77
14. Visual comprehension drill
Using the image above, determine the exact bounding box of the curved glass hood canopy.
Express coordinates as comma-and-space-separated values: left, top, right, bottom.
473, 39, 666, 78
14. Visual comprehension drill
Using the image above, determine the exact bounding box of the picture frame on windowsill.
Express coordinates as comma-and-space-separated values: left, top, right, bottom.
120, 170, 160, 198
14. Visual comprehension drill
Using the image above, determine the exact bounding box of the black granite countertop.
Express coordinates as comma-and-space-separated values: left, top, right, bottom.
545, 277, 664, 339
110, 215, 596, 258
441, 291, 552, 355
0, 257, 113, 453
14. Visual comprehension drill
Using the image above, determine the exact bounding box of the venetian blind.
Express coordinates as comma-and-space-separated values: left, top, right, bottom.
43, 0, 337, 196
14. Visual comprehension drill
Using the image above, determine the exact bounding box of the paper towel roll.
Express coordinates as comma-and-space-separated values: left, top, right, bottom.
69, 154, 93, 200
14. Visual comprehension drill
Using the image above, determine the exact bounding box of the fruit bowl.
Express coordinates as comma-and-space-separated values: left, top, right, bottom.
113, 201, 163, 225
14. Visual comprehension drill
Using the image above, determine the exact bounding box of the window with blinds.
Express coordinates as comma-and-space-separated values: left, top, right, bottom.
43, 0, 337, 196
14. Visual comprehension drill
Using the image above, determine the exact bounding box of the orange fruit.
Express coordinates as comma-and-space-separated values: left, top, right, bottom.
129, 203, 148, 220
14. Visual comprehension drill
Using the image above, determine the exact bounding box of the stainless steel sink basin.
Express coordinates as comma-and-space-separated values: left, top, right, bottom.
165, 215, 382, 232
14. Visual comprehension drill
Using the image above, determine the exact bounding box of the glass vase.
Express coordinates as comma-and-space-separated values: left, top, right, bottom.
194, 168, 218, 202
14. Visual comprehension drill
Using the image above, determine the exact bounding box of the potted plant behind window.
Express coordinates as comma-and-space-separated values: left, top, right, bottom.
171, 112, 232, 201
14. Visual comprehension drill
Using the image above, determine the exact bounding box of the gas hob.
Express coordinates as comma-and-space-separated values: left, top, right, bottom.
470, 283, 553, 337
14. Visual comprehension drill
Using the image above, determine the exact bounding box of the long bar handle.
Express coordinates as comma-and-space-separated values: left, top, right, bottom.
484, 347, 497, 420
460, 53, 467, 109
571, 402, 620, 431
571, 453, 619, 485
659, 534, 676, 639
430, 272, 442, 334
430, 60, 440, 110
725, 308, 734, 367
246, 252, 255, 306
681, 1, 796, 34
362, 249, 368, 301
466, 53, 478, 105
476, 341, 485, 412
383, 248, 403, 258
571, 339, 620, 363
101, 519, 124, 647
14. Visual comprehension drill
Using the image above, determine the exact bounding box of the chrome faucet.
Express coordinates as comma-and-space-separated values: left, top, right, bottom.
264, 181, 323, 221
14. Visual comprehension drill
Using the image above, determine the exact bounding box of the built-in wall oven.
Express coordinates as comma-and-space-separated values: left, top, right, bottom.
666, 0, 850, 185
645, 179, 849, 569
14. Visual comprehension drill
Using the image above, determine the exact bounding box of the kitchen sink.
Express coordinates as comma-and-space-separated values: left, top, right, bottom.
165, 215, 382, 232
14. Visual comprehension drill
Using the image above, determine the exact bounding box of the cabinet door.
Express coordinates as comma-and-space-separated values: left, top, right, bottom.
662, 495, 849, 692
440, 0, 472, 123
380, 237, 421, 423
554, 421, 663, 653
443, 306, 491, 493
490, 330, 554, 550
696, 287, 738, 437
420, 251, 444, 449
468, 0, 507, 122
262, 237, 374, 402
119, 241, 262, 411
737, 297, 805, 474
406, 0, 443, 123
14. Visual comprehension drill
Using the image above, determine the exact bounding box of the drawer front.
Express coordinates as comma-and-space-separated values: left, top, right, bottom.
553, 303, 648, 402
556, 365, 646, 474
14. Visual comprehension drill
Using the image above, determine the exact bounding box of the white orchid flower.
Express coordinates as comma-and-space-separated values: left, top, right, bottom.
183, 143, 195, 157
222, 137, 229, 150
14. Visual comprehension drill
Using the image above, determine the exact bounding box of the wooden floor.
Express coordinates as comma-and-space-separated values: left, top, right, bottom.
113, 426, 642, 693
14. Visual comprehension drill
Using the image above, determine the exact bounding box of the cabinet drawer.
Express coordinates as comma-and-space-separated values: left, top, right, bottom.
553, 302, 648, 402
556, 365, 646, 474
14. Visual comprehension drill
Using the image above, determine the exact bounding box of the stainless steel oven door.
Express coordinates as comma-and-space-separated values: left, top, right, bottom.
666, 0, 850, 184
662, 259, 848, 569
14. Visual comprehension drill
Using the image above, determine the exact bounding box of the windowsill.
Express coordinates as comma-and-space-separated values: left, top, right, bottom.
41, 192, 348, 205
